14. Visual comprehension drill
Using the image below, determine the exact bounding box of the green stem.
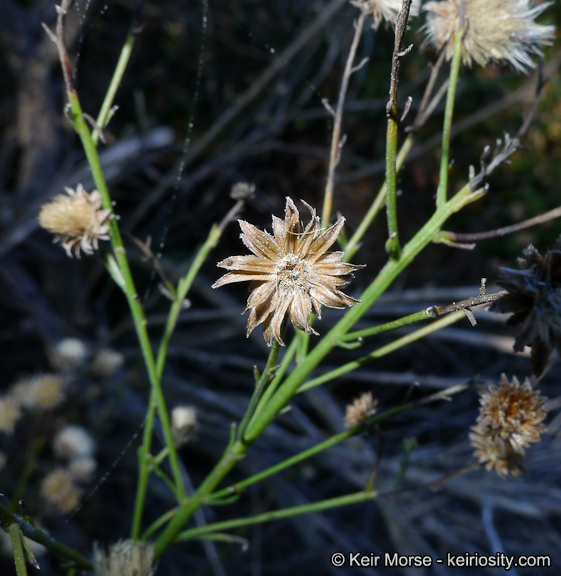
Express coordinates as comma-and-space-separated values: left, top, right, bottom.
178, 491, 379, 542
9, 524, 27, 576
298, 311, 464, 393
66, 91, 184, 534
0, 504, 92, 570
131, 224, 223, 538
436, 31, 463, 207
344, 134, 413, 262
385, 97, 401, 260
253, 335, 299, 415
10, 438, 44, 512
93, 25, 138, 145
211, 403, 410, 502
237, 339, 281, 442
340, 307, 436, 342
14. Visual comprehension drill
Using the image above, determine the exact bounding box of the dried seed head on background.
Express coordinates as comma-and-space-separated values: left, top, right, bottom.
345, 392, 378, 428
424, 0, 555, 72
350, 0, 421, 28
470, 374, 547, 478
213, 197, 364, 346
38, 184, 112, 258
489, 240, 561, 377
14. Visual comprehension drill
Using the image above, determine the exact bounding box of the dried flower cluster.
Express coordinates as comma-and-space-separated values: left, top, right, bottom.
213, 197, 364, 346
345, 392, 378, 428
0, 396, 22, 435
11, 374, 67, 410
41, 468, 84, 514
424, 0, 554, 72
38, 184, 112, 257
41, 426, 97, 513
470, 374, 547, 478
93, 539, 156, 576
489, 241, 561, 377
350, 0, 420, 28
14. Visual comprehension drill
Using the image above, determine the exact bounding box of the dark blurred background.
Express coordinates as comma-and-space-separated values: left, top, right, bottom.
1, 0, 561, 574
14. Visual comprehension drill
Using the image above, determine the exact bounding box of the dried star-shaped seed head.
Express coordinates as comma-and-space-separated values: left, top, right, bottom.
212, 197, 364, 346
38, 184, 112, 258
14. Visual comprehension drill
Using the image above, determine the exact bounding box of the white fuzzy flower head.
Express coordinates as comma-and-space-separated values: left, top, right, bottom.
93, 540, 156, 576
350, 0, 421, 28
89, 348, 124, 377
53, 425, 95, 460
48, 338, 88, 371
424, 0, 555, 72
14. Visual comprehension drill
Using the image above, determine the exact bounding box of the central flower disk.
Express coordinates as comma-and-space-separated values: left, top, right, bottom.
277, 255, 308, 292
212, 197, 365, 346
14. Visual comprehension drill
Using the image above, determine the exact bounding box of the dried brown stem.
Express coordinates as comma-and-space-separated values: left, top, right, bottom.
321, 11, 367, 227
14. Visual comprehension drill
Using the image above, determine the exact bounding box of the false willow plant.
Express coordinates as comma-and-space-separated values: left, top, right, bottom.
4, 0, 557, 574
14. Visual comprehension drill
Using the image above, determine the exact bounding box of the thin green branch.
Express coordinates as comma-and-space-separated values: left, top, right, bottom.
237, 339, 282, 442
384, 0, 413, 260
44, 3, 184, 538
341, 306, 436, 343
344, 134, 413, 262
298, 310, 465, 393
93, 25, 138, 145
436, 31, 463, 207
0, 503, 92, 570
132, 224, 223, 538
178, 491, 379, 542
209, 404, 409, 502
9, 524, 27, 576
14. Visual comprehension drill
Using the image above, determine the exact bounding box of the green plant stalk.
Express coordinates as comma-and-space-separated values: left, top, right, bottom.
210, 403, 410, 502
341, 304, 436, 342
385, 96, 401, 260
153, 182, 482, 556
154, 437, 246, 558
9, 438, 45, 512
344, 134, 413, 262
65, 91, 184, 532
9, 524, 27, 576
298, 311, 464, 393
131, 224, 223, 537
252, 335, 299, 415
436, 32, 463, 208
0, 503, 92, 570
177, 490, 379, 542
237, 339, 281, 442
93, 26, 137, 145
